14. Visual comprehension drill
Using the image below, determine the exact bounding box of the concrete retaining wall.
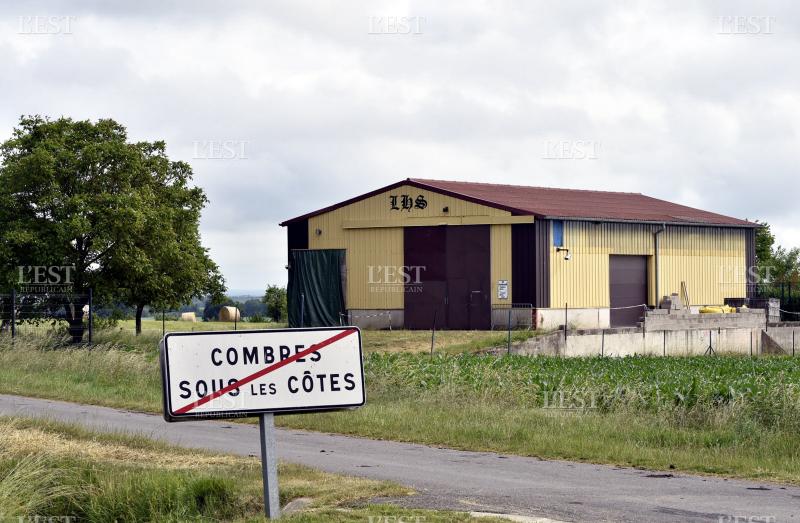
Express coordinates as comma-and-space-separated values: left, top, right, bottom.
508, 322, 800, 358
762, 325, 800, 355
510, 327, 764, 357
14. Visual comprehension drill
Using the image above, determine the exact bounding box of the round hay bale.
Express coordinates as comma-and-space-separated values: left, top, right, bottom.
218, 306, 241, 322
180, 312, 197, 322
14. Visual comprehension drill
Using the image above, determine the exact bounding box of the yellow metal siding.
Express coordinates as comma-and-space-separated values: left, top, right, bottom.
549, 221, 747, 308
490, 224, 512, 305
307, 185, 511, 309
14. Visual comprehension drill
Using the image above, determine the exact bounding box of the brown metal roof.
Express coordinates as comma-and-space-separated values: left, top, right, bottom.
281, 178, 757, 227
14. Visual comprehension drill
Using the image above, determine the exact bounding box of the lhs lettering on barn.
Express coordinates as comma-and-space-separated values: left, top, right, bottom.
389, 194, 427, 211
160, 327, 365, 421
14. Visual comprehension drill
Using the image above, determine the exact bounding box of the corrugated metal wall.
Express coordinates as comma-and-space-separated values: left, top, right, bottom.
490, 224, 512, 305
307, 185, 513, 309
549, 221, 747, 308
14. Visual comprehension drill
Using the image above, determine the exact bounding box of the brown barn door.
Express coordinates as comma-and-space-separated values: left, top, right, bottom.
446, 225, 490, 330
404, 227, 447, 329
404, 225, 491, 329
609, 255, 648, 327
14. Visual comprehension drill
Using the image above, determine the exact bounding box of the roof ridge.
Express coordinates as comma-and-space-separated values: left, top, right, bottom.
281, 178, 756, 227
409, 177, 643, 196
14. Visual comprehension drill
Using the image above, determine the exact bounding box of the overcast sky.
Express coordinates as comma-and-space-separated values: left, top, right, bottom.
2, 1, 798, 294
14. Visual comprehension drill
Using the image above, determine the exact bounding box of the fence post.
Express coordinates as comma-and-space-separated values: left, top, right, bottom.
430, 309, 437, 356
11, 289, 16, 339
506, 308, 512, 355
601, 329, 605, 357
88, 288, 93, 344
643, 305, 647, 337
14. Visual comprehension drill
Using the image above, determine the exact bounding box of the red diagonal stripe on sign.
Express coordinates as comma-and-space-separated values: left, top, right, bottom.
173, 328, 358, 415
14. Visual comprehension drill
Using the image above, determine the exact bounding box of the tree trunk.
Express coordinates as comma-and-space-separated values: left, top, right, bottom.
64, 295, 89, 343
135, 304, 145, 336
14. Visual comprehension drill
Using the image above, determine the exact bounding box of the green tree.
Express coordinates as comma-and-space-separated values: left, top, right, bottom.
106, 152, 225, 334
202, 295, 238, 321
263, 285, 287, 322
752, 220, 800, 287
0, 116, 224, 339
755, 221, 775, 268
242, 298, 267, 318
769, 246, 800, 284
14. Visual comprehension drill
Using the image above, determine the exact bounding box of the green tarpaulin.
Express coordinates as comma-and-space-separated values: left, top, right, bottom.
288, 249, 346, 327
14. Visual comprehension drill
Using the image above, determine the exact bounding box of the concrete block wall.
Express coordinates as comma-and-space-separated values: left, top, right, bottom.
644, 309, 766, 331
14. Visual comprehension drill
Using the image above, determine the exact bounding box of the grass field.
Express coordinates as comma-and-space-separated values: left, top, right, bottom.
118, 318, 288, 332
0, 416, 495, 522
2, 328, 800, 485
97, 319, 535, 354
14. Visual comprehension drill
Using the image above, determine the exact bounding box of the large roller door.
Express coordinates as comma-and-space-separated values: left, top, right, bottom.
609, 255, 648, 327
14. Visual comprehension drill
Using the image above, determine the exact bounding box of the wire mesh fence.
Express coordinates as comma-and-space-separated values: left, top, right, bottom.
0, 290, 93, 343
491, 303, 534, 331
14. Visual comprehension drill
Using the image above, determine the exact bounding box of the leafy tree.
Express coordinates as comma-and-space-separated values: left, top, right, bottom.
202, 300, 223, 322
752, 220, 800, 286
106, 156, 226, 334
0, 116, 224, 339
263, 285, 287, 322
769, 246, 800, 284
755, 221, 775, 268
242, 298, 267, 318
202, 295, 239, 321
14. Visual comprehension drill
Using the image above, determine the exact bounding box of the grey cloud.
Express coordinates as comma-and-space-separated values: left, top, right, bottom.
2, 0, 799, 290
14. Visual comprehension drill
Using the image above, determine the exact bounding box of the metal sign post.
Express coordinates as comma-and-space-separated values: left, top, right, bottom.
259, 413, 280, 519
159, 327, 365, 520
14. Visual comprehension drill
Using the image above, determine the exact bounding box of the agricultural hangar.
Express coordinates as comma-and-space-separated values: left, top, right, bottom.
280, 179, 758, 330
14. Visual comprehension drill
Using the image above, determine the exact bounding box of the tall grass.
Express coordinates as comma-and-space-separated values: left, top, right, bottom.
0, 454, 77, 519
0, 417, 476, 523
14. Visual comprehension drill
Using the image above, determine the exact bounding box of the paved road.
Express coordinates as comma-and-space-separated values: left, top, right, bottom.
0, 394, 797, 523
